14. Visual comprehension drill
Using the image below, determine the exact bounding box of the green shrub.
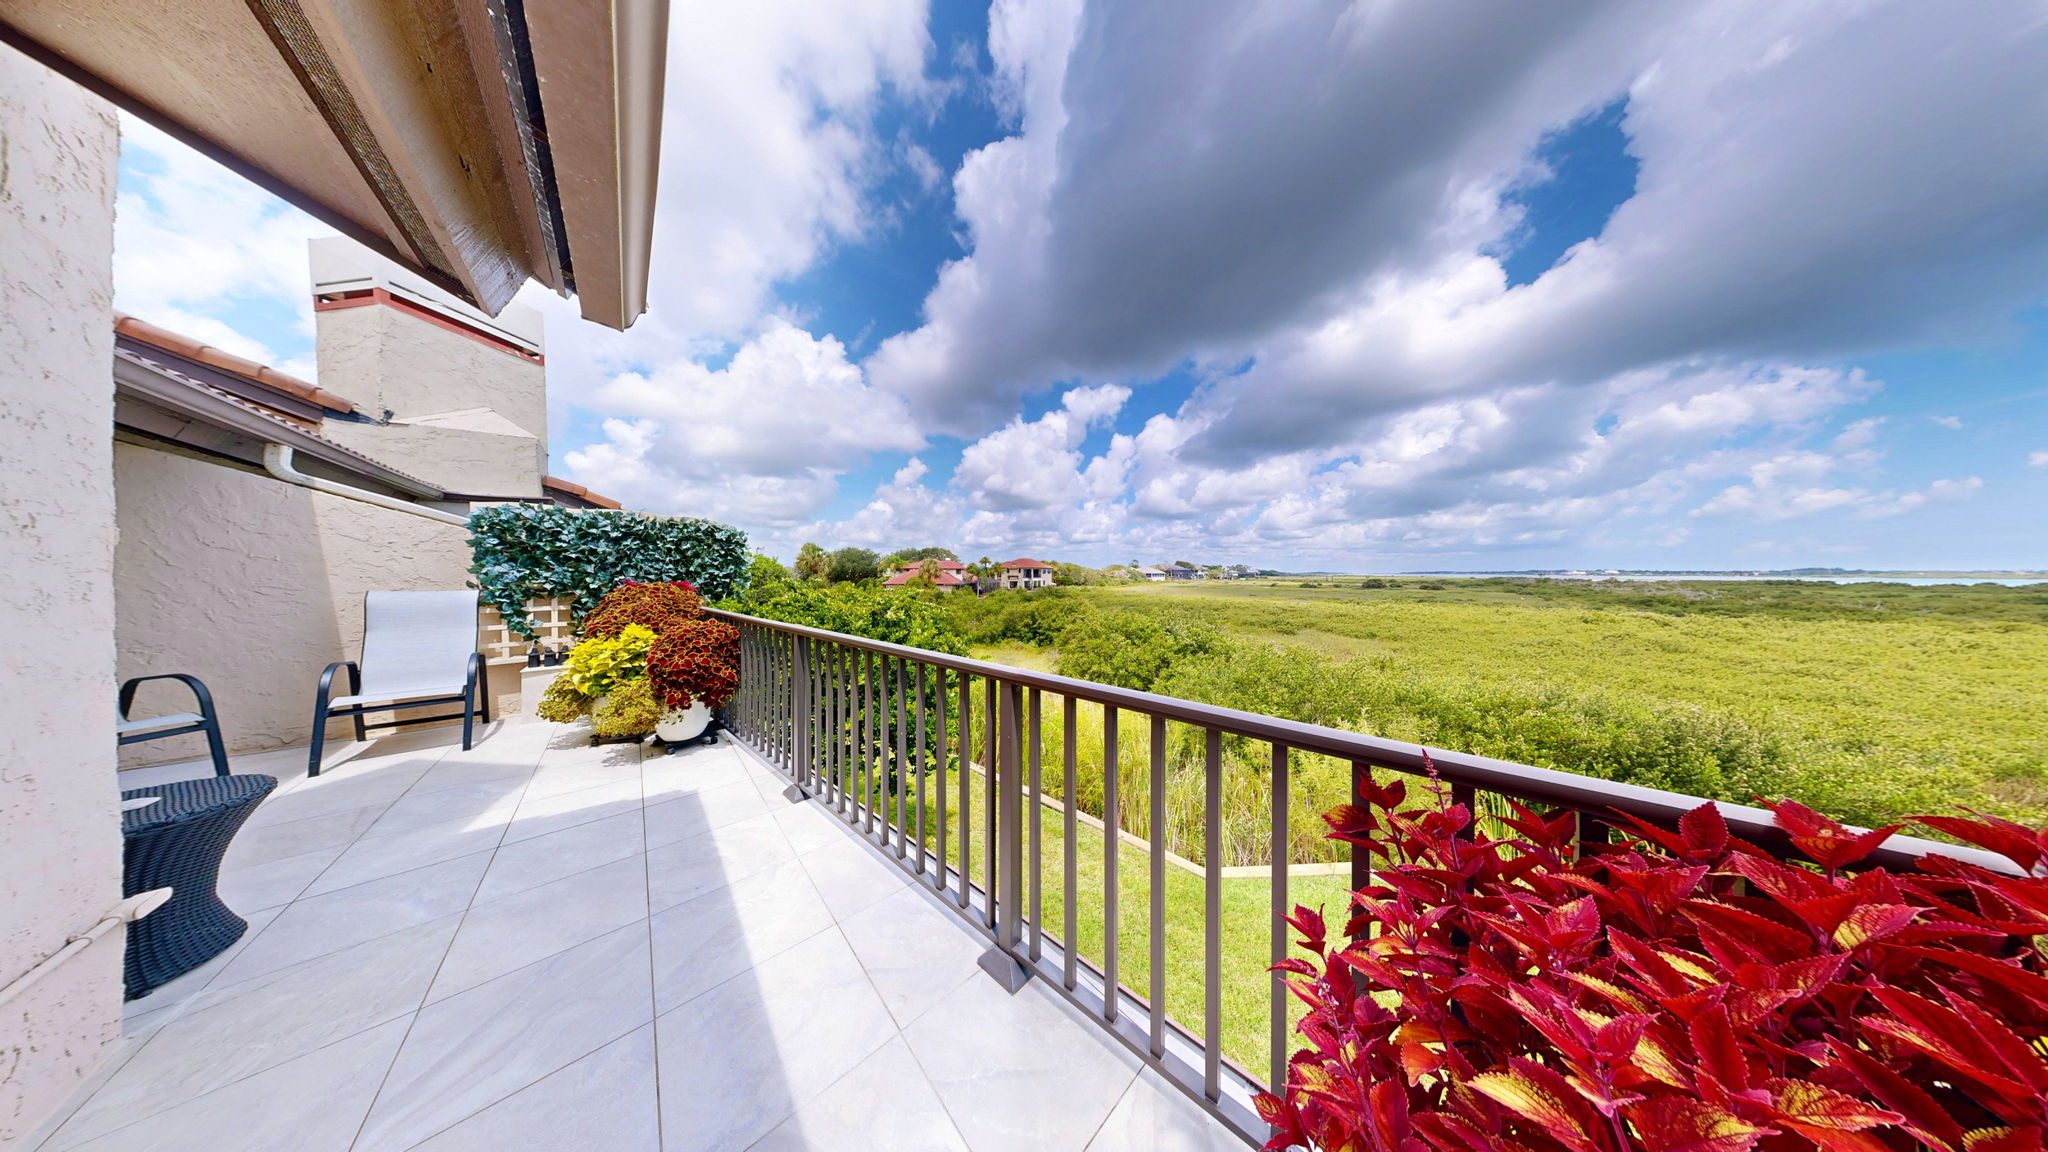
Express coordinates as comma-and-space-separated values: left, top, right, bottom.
467, 504, 747, 638
948, 588, 1095, 646
1055, 612, 1225, 691
824, 547, 882, 583
744, 553, 792, 591
726, 581, 969, 655
591, 678, 663, 739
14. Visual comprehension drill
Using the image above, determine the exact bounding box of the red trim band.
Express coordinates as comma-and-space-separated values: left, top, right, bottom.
313, 288, 544, 364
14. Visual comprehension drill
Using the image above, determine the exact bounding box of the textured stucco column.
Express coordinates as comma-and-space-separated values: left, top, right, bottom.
0, 44, 125, 1146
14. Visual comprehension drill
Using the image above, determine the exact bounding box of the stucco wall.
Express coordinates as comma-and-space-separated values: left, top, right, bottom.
113, 442, 488, 767
314, 301, 547, 495
0, 46, 124, 1147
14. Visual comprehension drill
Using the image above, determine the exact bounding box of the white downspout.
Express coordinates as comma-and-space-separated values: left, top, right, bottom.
0, 890, 172, 1010
262, 443, 467, 526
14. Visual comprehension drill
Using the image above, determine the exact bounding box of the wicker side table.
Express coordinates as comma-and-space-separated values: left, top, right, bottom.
120, 774, 277, 999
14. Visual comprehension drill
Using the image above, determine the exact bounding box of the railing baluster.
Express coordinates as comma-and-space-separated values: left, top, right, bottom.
1103, 703, 1119, 1023
864, 650, 878, 836
1148, 713, 1167, 1057
957, 671, 972, 909
833, 645, 849, 815
895, 656, 910, 858
1028, 687, 1043, 963
1204, 726, 1223, 1100
983, 675, 998, 929
1270, 742, 1290, 1095
935, 667, 950, 891
915, 663, 929, 875
1063, 694, 1078, 991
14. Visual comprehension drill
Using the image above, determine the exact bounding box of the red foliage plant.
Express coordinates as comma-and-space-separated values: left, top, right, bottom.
1256, 767, 2048, 1152
582, 580, 703, 639
647, 618, 740, 711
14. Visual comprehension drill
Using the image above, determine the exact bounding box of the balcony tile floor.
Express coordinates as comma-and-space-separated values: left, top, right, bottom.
32, 718, 1249, 1152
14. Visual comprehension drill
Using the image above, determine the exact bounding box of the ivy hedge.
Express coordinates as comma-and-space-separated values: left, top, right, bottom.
467, 504, 749, 639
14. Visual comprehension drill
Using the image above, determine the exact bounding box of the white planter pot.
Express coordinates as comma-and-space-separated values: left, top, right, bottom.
655, 701, 712, 743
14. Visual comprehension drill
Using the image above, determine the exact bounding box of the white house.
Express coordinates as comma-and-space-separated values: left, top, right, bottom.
1135, 565, 1167, 582
1000, 558, 1056, 590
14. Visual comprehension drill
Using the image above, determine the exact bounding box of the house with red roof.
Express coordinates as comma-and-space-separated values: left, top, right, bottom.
999, 558, 1056, 591
881, 558, 975, 591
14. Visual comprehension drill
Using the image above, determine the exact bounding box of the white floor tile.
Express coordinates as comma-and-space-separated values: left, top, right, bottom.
746, 1036, 969, 1152
300, 815, 506, 898
353, 922, 654, 1152
798, 836, 914, 921
645, 811, 794, 913
837, 886, 987, 1029
904, 976, 1143, 1152
427, 856, 648, 1002
500, 778, 643, 844
47, 916, 457, 1147
473, 809, 644, 904
655, 927, 895, 1152
649, 859, 833, 1014
642, 779, 775, 848
209, 852, 489, 988
1086, 1069, 1251, 1152
49, 1018, 407, 1152
403, 1025, 660, 1152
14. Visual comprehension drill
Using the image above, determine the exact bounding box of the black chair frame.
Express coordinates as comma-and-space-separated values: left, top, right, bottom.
118, 673, 230, 777
307, 652, 490, 777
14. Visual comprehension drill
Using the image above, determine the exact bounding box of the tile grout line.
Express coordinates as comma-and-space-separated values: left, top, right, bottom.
638, 742, 669, 1152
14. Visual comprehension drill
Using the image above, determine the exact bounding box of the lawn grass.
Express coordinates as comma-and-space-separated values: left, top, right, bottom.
828, 751, 1344, 1081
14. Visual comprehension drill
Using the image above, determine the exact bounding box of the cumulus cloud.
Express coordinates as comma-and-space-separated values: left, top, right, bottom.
2031, 451, 2048, 467
951, 383, 1129, 512
564, 321, 921, 523
870, 1, 2048, 463
114, 117, 332, 378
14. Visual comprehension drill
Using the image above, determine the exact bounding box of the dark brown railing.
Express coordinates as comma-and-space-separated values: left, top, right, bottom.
707, 607, 2009, 1146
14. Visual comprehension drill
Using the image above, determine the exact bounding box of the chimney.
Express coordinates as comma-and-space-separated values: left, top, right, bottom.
308, 237, 549, 498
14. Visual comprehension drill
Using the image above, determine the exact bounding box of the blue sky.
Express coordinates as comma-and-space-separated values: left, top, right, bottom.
112, 1, 2048, 572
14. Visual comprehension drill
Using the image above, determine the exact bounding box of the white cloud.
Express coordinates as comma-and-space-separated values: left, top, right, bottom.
871, 0, 2048, 467
1930, 415, 1965, 430
564, 321, 921, 523
114, 117, 333, 378
952, 383, 1128, 513
2028, 451, 2048, 467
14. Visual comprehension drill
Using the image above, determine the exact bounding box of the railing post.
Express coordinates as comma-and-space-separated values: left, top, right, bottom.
783, 634, 811, 802
979, 679, 1031, 993
1348, 760, 1370, 944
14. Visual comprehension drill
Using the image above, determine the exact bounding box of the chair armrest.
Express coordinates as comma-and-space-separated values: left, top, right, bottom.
316, 661, 362, 704
119, 673, 218, 722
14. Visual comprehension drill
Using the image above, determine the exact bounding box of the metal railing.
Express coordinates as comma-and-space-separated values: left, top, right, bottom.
708, 608, 2009, 1146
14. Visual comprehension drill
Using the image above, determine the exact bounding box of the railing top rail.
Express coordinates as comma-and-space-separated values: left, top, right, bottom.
710, 606, 2016, 875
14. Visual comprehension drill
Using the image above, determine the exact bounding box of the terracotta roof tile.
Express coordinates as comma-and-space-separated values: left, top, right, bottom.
542, 475, 624, 510
114, 313, 358, 415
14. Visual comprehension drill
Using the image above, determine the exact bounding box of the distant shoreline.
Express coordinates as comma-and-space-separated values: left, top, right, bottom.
1391, 568, 2047, 579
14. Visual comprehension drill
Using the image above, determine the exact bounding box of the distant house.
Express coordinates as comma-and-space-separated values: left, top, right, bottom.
1162, 563, 1198, 581
882, 558, 973, 591
1000, 558, 1055, 590
1135, 565, 1167, 582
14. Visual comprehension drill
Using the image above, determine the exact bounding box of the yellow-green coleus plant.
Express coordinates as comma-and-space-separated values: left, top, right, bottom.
560, 624, 657, 699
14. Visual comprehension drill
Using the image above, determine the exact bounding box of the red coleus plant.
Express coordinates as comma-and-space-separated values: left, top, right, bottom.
646, 617, 740, 711
1256, 768, 2048, 1152
582, 580, 703, 639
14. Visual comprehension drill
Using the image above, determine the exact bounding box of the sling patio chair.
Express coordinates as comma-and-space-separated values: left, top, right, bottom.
307, 590, 489, 777
118, 673, 231, 777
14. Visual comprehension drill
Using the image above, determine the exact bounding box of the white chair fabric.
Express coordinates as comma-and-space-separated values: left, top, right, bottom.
116, 712, 205, 736
354, 590, 481, 704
